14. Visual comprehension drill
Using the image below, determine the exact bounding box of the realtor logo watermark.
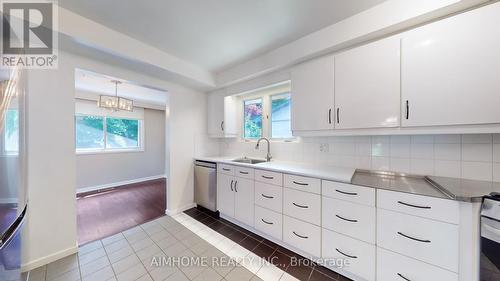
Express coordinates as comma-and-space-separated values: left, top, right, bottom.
1, 0, 58, 69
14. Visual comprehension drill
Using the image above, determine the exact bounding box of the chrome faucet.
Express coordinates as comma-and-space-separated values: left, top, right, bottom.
255, 137, 272, 162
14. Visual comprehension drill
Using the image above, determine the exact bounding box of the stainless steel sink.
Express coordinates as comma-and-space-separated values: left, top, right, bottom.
231, 157, 267, 164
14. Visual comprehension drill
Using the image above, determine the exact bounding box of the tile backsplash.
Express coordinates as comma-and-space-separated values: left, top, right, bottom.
215, 134, 500, 182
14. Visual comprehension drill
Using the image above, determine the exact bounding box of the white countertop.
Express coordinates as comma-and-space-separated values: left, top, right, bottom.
195, 156, 355, 183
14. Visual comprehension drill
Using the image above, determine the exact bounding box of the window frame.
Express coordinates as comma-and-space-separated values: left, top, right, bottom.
269, 92, 292, 140
242, 97, 264, 140
75, 113, 144, 154
239, 83, 295, 142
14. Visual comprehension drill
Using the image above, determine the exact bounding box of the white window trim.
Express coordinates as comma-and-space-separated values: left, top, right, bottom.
239, 82, 296, 142
75, 114, 145, 154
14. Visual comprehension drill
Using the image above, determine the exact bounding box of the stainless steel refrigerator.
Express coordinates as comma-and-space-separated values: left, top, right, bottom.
0, 68, 28, 281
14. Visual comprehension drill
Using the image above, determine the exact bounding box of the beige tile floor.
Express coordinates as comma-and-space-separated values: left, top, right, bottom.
26, 213, 299, 281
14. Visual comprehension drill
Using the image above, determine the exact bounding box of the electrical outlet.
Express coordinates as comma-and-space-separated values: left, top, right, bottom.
319, 143, 329, 153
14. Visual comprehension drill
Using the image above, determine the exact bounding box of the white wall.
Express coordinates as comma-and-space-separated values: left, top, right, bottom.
22, 49, 211, 270
23, 52, 78, 270
219, 134, 500, 182
76, 108, 166, 191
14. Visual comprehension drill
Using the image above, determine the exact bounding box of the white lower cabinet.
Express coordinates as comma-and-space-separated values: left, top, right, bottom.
377, 189, 459, 224
254, 182, 282, 213
254, 205, 282, 240
377, 209, 459, 273
283, 215, 321, 257
283, 188, 321, 226
377, 247, 458, 281
216, 165, 466, 281
322, 229, 376, 281
322, 180, 375, 207
216, 165, 254, 227
322, 197, 376, 244
217, 173, 235, 217
234, 177, 255, 227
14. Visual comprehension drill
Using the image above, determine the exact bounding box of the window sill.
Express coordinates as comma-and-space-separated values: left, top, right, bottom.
76, 148, 144, 155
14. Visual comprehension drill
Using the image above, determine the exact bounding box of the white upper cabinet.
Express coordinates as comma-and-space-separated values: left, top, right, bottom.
207, 91, 238, 137
291, 55, 335, 132
335, 36, 401, 129
401, 2, 500, 127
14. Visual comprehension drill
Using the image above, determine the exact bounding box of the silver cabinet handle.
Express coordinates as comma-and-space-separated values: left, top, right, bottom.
292, 181, 308, 186
292, 202, 308, 209
239, 171, 249, 175
261, 218, 274, 225
397, 273, 411, 281
397, 232, 431, 243
328, 108, 332, 124
262, 175, 274, 180
261, 194, 274, 199
336, 108, 340, 124
335, 189, 357, 196
234, 181, 238, 192
293, 231, 308, 239
222, 168, 231, 171
397, 201, 431, 209
230, 180, 234, 192
335, 214, 358, 223
221, 121, 224, 131
335, 248, 357, 259
405, 100, 409, 120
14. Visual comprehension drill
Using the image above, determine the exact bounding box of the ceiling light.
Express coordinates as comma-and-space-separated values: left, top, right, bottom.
97, 80, 133, 112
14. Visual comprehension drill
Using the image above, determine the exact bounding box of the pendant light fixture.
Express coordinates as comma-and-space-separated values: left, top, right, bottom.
97, 80, 133, 111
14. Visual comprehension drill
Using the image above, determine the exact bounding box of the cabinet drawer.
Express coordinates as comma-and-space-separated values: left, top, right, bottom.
322, 229, 376, 281
377, 189, 459, 224
255, 169, 283, 186
283, 188, 321, 226
322, 180, 375, 206
234, 166, 254, 180
283, 215, 321, 257
322, 197, 376, 244
218, 164, 235, 175
254, 206, 282, 241
254, 182, 282, 213
377, 247, 458, 281
284, 174, 321, 194
377, 209, 459, 272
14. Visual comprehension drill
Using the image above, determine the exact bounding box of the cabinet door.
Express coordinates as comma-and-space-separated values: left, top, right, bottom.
335, 36, 401, 129
234, 177, 254, 227
291, 55, 335, 131
216, 173, 235, 217
207, 92, 237, 137
401, 2, 500, 127
207, 92, 225, 137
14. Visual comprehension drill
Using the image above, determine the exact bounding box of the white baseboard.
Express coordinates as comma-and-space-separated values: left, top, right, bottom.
77, 175, 166, 194
165, 203, 196, 216
21, 244, 79, 272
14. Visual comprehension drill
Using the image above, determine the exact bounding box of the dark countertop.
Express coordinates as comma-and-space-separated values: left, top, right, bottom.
427, 176, 500, 202
351, 171, 450, 200
352, 170, 500, 203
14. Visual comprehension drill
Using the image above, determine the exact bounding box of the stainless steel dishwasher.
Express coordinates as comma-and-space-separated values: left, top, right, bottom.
194, 160, 217, 212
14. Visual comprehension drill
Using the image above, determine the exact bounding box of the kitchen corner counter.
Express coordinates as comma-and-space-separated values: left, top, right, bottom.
195, 156, 500, 202
351, 171, 450, 200
427, 176, 500, 203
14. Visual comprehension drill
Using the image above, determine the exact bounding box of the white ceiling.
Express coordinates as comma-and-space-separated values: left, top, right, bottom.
59, 0, 386, 72
75, 69, 167, 106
